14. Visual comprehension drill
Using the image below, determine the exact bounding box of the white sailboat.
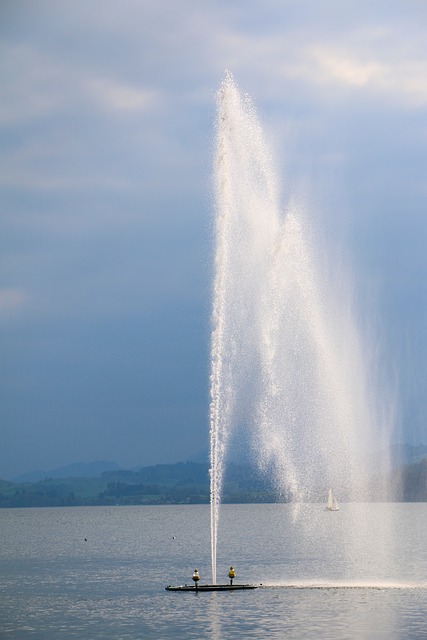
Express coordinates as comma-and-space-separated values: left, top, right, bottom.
326, 488, 339, 511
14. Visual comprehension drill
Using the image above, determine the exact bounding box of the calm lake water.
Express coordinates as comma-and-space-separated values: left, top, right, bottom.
0, 503, 426, 639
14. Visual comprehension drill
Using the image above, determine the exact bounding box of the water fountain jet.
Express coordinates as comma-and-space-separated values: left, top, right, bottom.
209, 72, 391, 585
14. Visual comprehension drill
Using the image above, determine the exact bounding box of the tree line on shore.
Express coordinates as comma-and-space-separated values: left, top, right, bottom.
0, 458, 425, 508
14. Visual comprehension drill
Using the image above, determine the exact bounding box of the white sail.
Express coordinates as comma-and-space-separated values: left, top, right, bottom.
326, 488, 339, 511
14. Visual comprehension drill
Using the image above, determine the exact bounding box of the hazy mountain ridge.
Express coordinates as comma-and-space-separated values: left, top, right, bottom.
10, 443, 426, 484
12, 460, 122, 483
0, 454, 425, 508
389, 443, 427, 466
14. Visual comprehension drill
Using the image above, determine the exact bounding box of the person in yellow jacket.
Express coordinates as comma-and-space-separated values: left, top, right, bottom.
228, 566, 236, 585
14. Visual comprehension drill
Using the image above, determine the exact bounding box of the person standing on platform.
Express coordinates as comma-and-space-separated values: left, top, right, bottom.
228, 566, 235, 586
192, 569, 200, 590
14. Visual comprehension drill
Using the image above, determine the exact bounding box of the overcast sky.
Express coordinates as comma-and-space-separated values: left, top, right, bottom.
1, 0, 426, 478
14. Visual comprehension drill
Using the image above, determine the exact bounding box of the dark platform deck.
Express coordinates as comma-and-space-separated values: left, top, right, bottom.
165, 583, 258, 592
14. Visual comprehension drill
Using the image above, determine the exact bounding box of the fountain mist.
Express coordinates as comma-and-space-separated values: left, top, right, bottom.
209, 72, 391, 585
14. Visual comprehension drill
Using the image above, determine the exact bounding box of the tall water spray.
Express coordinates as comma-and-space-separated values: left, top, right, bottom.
209, 72, 391, 585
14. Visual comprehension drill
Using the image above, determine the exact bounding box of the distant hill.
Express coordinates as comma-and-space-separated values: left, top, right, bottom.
9, 443, 426, 483
389, 443, 427, 467
2, 443, 425, 508
393, 458, 427, 502
0, 461, 277, 508
0, 456, 426, 508
12, 460, 121, 483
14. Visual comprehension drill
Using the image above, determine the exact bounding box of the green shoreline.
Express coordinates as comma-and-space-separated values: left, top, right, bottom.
0, 459, 426, 508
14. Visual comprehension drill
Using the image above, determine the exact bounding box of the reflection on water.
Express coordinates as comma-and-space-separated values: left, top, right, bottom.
0, 504, 426, 639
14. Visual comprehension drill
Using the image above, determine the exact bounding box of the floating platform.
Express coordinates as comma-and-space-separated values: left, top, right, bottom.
165, 583, 259, 592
